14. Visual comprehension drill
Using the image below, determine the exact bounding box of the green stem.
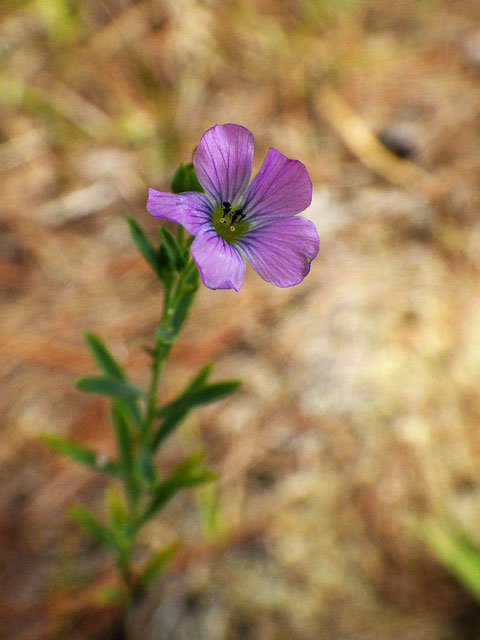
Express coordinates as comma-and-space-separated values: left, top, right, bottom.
162, 281, 174, 324
117, 546, 135, 593
144, 262, 197, 440
145, 340, 170, 437
121, 247, 199, 596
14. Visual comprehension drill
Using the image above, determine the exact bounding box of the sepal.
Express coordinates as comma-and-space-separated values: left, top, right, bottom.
170, 162, 203, 194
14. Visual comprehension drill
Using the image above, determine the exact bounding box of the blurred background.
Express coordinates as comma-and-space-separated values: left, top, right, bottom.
2, 0, 480, 638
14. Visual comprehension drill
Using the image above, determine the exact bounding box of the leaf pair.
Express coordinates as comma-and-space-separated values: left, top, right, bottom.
43, 332, 141, 482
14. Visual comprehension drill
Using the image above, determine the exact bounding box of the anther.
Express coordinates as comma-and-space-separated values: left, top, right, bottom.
230, 225, 235, 232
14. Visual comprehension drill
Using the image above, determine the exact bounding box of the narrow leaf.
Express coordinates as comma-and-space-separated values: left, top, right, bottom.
185, 363, 213, 393
111, 402, 138, 507
76, 376, 144, 398
156, 243, 175, 285
41, 433, 118, 475
83, 332, 144, 430
137, 541, 179, 592
139, 454, 215, 524
159, 227, 186, 271
152, 380, 241, 449
138, 451, 158, 486
170, 289, 197, 335
69, 505, 116, 550
85, 331, 126, 380
174, 381, 242, 407
126, 215, 164, 279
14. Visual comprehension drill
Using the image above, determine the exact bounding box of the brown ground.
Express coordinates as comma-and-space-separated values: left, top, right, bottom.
2, 1, 480, 638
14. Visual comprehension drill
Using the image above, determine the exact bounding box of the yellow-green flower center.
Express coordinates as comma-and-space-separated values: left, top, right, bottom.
212, 201, 249, 243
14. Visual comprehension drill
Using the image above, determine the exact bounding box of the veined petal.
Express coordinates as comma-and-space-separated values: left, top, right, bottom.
243, 148, 312, 218
147, 189, 212, 234
191, 227, 245, 291
236, 215, 319, 287
193, 124, 254, 205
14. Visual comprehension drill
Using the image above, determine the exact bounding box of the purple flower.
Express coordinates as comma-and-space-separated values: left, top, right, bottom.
147, 124, 319, 291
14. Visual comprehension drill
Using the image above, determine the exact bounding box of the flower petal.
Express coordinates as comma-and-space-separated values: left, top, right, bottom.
147, 189, 212, 234
236, 215, 319, 287
243, 148, 312, 218
193, 124, 254, 205
191, 227, 245, 291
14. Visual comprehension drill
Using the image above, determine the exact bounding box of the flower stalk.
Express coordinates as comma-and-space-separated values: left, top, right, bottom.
42, 162, 242, 604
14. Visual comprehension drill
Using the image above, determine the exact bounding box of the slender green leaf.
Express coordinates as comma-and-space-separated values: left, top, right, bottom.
137, 541, 179, 592
175, 381, 242, 407
152, 380, 241, 449
170, 163, 203, 194
170, 289, 197, 334
69, 505, 116, 550
159, 227, 186, 271
84, 330, 126, 380
139, 454, 215, 524
138, 451, 158, 486
185, 363, 213, 393
126, 215, 162, 278
156, 243, 175, 285
106, 484, 129, 532
83, 332, 144, 430
183, 259, 200, 285
76, 376, 144, 398
41, 433, 118, 475
111, 402, 138, 507
177, 226, 184, 244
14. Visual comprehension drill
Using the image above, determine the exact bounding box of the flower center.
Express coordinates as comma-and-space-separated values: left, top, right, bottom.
212, 201, 249, 243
